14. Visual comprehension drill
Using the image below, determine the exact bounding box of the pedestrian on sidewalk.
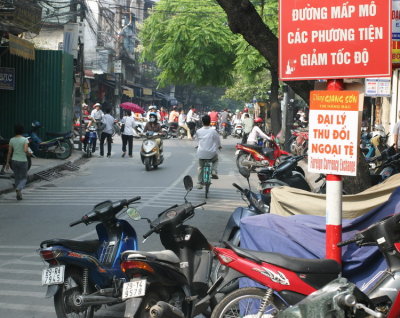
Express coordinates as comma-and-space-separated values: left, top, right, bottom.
5, 124, 30, 200
100, 108, 115, 158
121, 110, 136, 158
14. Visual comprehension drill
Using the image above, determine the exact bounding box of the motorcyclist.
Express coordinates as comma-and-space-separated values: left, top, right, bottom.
144, 112, 163, 155
246, 117, 271, 145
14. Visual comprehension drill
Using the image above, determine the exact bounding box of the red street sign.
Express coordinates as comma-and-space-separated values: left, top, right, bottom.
279, 0, 392, 81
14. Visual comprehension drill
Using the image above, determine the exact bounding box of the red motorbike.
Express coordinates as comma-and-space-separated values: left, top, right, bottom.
288, 129, 308, 155
210, 213, 400, 317
235, 135, 289, 170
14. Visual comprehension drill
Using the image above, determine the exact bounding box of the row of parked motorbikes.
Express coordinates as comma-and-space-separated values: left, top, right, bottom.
38, 166, 400, 318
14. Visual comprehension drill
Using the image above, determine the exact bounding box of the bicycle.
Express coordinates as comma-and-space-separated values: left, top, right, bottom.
202, 159, 213, 198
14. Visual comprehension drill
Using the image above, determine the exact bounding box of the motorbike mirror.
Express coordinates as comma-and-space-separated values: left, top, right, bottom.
183, 175, 193, 191
239, 167, 251, 179
127, 207, 141, 221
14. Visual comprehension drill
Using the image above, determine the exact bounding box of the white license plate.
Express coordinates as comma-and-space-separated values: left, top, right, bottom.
42, 265, 65, 286
122, 279, 147, 300
235, 150, 240, 155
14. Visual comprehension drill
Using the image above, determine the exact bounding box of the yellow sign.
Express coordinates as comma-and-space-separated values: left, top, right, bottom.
123, 87, 134, 97
9, 35, 35, 60
143, 88, 152, 96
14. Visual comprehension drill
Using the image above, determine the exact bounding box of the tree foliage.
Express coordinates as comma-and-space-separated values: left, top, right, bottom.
140, 0, 237, 87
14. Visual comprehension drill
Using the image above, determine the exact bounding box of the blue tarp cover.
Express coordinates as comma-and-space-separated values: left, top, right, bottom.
241, 187, 400, 289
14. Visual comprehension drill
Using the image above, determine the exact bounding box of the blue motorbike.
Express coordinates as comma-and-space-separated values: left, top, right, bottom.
38, 196, 141, 318
83, 126, 97, 158
27, 121, 73, 159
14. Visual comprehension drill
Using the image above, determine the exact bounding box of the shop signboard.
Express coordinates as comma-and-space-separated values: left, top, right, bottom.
0, 67, 15, 90
365, 78, 392, 97
308, 91, 360, 176
393, 0, 400, 64
279, 0, 391, 80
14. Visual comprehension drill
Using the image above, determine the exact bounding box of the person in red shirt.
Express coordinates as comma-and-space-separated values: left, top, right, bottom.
208, 108, 219, 130
159, 107, 168, 123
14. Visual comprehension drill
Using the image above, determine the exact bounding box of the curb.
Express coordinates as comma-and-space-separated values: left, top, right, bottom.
0, 151, 85, 195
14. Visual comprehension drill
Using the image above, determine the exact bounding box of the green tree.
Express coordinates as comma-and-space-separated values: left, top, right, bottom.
140, 0, 237, 87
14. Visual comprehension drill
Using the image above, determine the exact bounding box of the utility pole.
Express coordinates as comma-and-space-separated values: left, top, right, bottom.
283, 86, 295, 151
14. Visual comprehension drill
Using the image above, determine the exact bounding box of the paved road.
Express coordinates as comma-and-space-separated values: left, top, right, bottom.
0, 136, 248, 318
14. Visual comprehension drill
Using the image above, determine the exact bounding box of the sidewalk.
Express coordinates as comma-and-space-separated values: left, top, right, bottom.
0, 150, 84, 195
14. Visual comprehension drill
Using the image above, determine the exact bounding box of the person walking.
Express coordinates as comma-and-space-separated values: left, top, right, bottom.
5, 124, 30, 200
121, 110, 136, 158
178, 109, 192, 140
100, 108, 115, 158
195, 115, 221, 189
242, 113, 254, 143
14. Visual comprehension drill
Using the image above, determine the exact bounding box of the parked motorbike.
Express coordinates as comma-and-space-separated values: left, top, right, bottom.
83, 126, 97, 158
164, 122, 187, 138
211, 212, 400, 318
236, 135, 290, 170
27, 121, 73, 159
120, 176, 217, 318
0, 135, 32, 173
277, 277, 380, 318
38, 196, 141, 318
140, 132, 164, 171
368, 147, 400, 185
287, 130, 308, 156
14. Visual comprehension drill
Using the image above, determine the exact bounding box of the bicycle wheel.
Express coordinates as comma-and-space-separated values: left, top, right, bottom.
205, 183, 210, 198
211, 287, 285, 318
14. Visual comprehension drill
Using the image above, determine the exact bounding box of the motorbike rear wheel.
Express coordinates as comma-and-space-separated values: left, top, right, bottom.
56, 142, 72, 160
211, 287, 285, 318
144, 157, 152, 171
236, 152, 255, 171
54, 268, 95, 318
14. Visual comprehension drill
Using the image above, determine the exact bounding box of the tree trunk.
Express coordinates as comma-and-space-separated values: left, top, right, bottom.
342, 153, 372, 194
269, 67, 281, 135
215, 0, 313, 102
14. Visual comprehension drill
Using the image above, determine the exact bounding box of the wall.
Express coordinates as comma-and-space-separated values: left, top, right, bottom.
0, 50, 74, 138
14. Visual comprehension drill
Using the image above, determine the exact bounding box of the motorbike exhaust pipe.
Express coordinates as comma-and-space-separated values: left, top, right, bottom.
241, 160, 267, 167
74, 295, 119, 307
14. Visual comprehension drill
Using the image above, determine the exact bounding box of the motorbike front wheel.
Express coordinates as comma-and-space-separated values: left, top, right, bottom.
56, 142, 72, 160
211, 287, 285, 318
54, 268, 94, 318
144, 157, 152, 171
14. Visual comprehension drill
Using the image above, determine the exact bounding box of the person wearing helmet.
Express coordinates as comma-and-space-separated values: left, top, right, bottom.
242, 113, 254, 143
144, 112, 163, 154
146, 106, 161, 122
178, 109, 192, 140
241, 107, 249, 121
144, 112, 162, 133
90, 103, 103, 121
246, 117, 270, 145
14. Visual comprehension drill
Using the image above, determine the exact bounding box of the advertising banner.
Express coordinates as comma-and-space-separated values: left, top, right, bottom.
279, 0, 391, 80
0, 68, 15, 90
365, 78, 392, 96
308, 91, 360, 176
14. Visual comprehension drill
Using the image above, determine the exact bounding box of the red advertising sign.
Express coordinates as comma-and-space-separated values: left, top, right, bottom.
279, 0, 392, 80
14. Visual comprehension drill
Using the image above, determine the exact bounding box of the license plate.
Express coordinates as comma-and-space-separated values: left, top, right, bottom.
122, 279, 147, 300
235, 150, 240, 155
42, 265, 65, 286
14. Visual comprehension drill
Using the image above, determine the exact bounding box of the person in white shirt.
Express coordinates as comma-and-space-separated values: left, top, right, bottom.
90, 103, 104, 121
195, 115, 221, 189
120, 110, 137, 158
178, 109, 192, 139
246, 117, 270, 145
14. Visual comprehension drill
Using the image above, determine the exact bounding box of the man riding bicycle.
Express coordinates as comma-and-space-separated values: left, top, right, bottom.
195, 115, 221, 189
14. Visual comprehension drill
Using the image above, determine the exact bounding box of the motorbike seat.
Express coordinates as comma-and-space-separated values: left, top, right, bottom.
224, 241, 340, 274
46, 131, 72, 138
40, 239, 100, 254
241, 144, 263, 152
125, 250, 180, 264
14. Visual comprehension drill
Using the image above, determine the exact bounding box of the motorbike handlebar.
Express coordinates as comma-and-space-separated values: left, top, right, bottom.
143, 228, 154, 240
337, 237, 359, 247
70, 219, 83, 227
232, 183, 244, 193
127, 196, 141, 204
315, 174, 325, 183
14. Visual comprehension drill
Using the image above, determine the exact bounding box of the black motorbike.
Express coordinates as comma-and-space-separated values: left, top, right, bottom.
120, 176, 218, 318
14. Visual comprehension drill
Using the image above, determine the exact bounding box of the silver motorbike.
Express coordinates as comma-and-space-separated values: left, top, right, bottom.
140, 132, 164, 171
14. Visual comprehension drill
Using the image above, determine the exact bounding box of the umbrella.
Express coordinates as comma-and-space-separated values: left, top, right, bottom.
120, 102, 145, 114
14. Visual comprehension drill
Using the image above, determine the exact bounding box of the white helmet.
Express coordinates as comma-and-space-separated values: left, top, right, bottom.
149, 105, 157, 110
372, 124, 385, 138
